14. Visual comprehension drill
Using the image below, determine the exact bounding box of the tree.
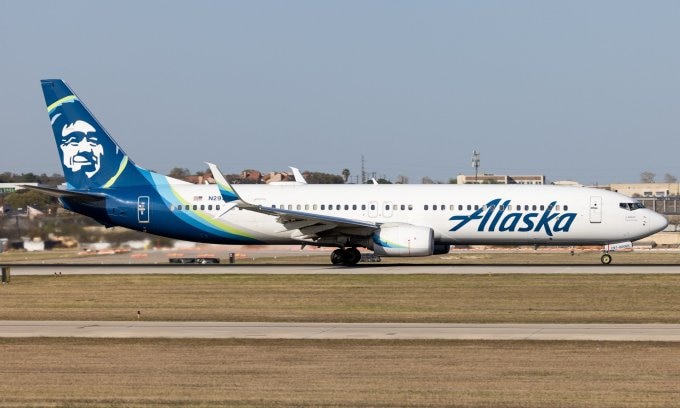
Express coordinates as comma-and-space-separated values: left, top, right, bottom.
421, 176, 435, 184
640, 172, 655, 183
167, 167, 191, 179
664, 173, 677, 183
341, 168, 351, 183
303, 172, 344, 184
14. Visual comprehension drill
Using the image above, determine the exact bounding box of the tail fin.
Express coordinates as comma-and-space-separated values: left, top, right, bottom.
41, 79, 144, 190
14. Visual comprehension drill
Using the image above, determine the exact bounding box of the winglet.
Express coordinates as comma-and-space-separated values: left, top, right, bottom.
289, 166, 307, 184
206, 162, 240, 203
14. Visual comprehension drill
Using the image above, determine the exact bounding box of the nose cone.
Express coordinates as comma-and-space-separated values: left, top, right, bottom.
649, 211, 669, 234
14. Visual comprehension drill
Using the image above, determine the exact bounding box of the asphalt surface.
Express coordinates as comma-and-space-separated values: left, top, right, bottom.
7, 264, 680, 275
1, 321, 680, 341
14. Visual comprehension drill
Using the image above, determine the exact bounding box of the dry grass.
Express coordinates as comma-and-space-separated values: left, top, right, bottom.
1, 273, 680, 323
0, 338, 678, 407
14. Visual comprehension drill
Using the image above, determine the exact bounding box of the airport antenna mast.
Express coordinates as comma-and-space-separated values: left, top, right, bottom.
472, 150, 480, 183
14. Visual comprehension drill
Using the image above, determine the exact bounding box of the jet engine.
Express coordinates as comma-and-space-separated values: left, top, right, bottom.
370, 225, 434, 256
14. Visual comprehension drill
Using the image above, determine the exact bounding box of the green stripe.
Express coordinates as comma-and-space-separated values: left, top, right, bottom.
47, 95, 77, 113
102, 156, 129, 188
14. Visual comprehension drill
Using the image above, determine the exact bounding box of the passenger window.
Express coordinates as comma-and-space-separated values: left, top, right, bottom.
272, 205, 276, 209
517, 205, 521, 211
393, 204, 397, 210
297, 204, 302, 210
345, 205, 349, 210
288, 205, 293, 210
474, 205, 479, 210
525, 205, 529, 211
200, 205, 205, 211
216, 205, 220, 211
371, 204, 376, 210
353, 204, 357, 210
305, 204, 309, 210
185, 205, 190, 210
556, 205, 560, 211
424, 205, 429, 210
175, 205, 180, 211
208, 205, 213, 211
408, 204, 413, 211
540, 205, 545, 211
450, 205, 455, 211
458, 205, 463, 210
467, 205, 471, 210
321, 205, 325, 210
532, 205, 537, 211
401, 205, 405, 211
313, 204, 318, 210
362, 204, 366, 210
385, 204, 390, 210
564, 205, 568, 211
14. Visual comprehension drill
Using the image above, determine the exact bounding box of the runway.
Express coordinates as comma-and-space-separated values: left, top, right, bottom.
1, 321, 680, 341
8, 263, 680, 275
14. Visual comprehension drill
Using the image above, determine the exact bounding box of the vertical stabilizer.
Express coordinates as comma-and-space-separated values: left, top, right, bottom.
41, 79, 144, 190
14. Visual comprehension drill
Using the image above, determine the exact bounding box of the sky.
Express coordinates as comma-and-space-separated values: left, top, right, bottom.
1, 1, 680, 185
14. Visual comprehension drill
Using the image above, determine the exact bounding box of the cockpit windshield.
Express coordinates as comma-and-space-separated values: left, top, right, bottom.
619, 202, 645, 211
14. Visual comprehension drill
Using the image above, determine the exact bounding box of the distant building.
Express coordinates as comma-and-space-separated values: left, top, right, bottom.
456, 174, 545, 185
551, 180, 584, 187
0, 183, 39, 193
610, 183, 680, 198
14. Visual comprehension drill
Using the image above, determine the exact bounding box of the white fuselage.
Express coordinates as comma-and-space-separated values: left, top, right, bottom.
166, 183, 668, 246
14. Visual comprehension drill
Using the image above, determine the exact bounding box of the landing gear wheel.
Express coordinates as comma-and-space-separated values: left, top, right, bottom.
601, 253, 612, 265
344, 248, 361, 266
331, 249, 346, 265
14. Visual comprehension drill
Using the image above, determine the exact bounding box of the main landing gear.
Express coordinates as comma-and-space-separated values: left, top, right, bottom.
600, 253, 612, 265
330, 247, 362, 266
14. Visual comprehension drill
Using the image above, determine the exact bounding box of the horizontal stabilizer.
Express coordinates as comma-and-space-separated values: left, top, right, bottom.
20, 185, 106, 202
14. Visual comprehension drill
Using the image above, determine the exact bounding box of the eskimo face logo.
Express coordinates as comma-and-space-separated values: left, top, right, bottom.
59, 120, 104, 178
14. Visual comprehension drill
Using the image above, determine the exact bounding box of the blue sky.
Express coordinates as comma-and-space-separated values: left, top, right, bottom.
2, 1, 680, 184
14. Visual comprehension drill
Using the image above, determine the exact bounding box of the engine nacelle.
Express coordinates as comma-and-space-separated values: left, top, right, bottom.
371, 225, 434, 257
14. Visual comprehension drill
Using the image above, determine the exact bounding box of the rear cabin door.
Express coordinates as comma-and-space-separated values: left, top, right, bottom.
137, 196, 150, 224
589, 196, 602, 223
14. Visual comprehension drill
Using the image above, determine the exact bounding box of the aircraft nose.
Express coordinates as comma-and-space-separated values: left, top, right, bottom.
648, 211, 668, 234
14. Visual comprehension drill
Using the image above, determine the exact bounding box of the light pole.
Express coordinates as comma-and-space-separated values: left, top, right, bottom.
471, 150, 480, 183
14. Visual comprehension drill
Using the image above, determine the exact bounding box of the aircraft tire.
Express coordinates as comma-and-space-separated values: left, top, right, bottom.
331, 249, 346, 265
344, 248, 361, 266
601, 253, 612, 265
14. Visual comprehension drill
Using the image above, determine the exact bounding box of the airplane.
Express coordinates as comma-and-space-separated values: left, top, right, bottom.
29, 79, 668, 266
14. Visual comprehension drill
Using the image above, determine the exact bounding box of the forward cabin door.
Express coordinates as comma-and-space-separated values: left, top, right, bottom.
589, 196, 602, 223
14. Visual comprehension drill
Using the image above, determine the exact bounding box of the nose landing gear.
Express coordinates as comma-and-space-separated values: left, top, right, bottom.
600, 253, 612, 265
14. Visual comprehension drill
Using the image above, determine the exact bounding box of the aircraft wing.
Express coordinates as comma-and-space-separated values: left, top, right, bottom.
207, 162, 378, 239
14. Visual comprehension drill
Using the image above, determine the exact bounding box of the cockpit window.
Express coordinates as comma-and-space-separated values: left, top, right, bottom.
619, 202, 645, 211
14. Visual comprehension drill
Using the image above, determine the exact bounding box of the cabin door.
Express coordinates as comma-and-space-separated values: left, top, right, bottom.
137, 196, 150, 224
589, 196, 602, 223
